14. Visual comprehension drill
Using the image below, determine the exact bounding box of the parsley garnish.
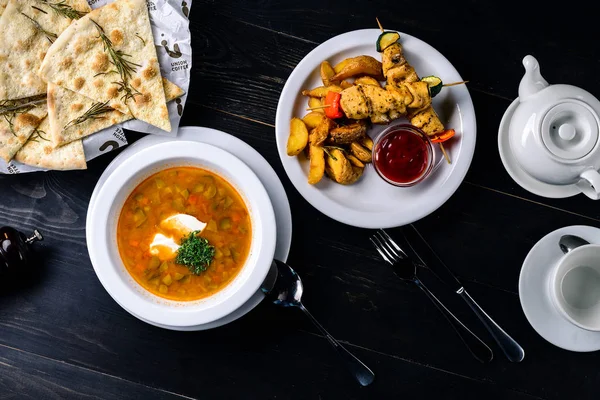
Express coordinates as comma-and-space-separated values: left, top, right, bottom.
175, 231, 215, 275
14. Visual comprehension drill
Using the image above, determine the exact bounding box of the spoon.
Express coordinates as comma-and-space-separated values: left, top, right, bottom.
260, 261, 279, 296
268, 259, 375, 386
559, 234, 590, 254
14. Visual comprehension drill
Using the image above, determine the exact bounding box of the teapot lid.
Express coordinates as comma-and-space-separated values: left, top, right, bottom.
540, 100, 599, 160
516, 55, 600, 162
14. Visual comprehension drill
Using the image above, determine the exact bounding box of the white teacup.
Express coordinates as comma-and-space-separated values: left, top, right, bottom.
550, 244, 600, 331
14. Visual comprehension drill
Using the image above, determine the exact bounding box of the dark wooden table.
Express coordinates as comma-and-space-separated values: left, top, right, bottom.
2, 1, 600, 399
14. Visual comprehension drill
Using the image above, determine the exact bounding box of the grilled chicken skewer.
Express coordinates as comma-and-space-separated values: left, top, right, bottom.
338, 81, 430, 120
381, 42, 445, 136
306, 79, 454, 146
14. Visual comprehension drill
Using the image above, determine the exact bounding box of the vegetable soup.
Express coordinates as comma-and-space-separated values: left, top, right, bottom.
117, 167, 252, 301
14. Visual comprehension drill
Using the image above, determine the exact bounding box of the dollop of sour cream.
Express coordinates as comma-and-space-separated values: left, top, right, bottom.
160, 214, 207, 234
149, 214, 207, 260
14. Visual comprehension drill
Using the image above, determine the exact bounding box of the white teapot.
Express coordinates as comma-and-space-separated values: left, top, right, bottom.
508, 55, 600, 199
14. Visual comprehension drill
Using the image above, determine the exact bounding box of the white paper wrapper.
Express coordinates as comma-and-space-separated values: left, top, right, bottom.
0, 0, 193, 174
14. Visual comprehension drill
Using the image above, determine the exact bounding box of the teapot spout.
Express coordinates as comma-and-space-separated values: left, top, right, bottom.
518, 55, 549, 100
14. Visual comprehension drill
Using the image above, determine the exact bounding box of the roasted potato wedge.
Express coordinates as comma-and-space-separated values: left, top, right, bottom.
308, 145, 325, 185
345, 166, 364, 185
302, 111, 326, 129
340, 80, 354, 89
330, 55, 385, 82
307, 97, 324, 113
355, 76, 382, 87
302, 85, 342, 98
350, 142, 372, 163
309, 117, 336, 146
333, 58, 351, 74
359, 135, 374, 150
320, 61, 335, 86
346, 154, 365, 168
325, 149, 355, 184
287, 118, 309, 156
329, 121, 367, 144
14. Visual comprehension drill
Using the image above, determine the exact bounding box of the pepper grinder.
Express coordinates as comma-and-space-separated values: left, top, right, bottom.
0, 226, 43, 276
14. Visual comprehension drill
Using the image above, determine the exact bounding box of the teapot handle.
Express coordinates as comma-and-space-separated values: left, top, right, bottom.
577, 170, 600, 200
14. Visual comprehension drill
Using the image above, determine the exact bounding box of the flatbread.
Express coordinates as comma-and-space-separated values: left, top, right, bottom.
48, 78, 184, 147
38, 0, 171, 131
0, 0, 91, 100
14, 116, 86, 170
0, 103, 48, 162
0, 0, 8, 17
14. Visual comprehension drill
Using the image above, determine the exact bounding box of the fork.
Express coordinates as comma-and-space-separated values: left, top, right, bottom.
371, 230, 494, 363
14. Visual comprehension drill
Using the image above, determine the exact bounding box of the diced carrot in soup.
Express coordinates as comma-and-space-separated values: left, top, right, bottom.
116, 167, 252, 301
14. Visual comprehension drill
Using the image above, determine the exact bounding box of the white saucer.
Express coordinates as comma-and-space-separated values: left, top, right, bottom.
89, 126, 292, 331
498, 99, 581, 198
519, 225, 600, 351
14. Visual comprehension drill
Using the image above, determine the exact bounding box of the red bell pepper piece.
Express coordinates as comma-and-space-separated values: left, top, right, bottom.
324, 91, 343, 119
430, 129, 455, 143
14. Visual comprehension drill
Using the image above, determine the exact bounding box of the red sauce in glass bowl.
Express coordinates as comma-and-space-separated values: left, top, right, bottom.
373, 124, 434, 186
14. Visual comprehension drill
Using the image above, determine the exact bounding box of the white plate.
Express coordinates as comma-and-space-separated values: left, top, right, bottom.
498, 99, 581, 198
88, 127, 292, 330
519, 225, 600, 352
275, 29, 476, 228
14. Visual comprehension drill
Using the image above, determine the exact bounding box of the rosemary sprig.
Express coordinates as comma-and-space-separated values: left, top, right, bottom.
0, 95, 47, 107
0, 95, 47, 115
37, 0, 88, 20
322, 147, 337, 161
92, 20, 142, 103
135, 33, 146, 46
2, 114, 16, 137
31, 5, 48, 14
2, 105, 34, 137
0, 99, 21, 111
323, 146, 346, 160
93, 70, 119, 78
63, 101, 114, 131
113, 80, 142, 103
92, 20, 140, 81
20, 12, 57, 43
30, 128, 50, 143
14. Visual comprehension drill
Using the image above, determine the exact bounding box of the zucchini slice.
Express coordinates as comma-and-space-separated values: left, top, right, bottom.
421, 75, 443, 98
376, 31, 400, 52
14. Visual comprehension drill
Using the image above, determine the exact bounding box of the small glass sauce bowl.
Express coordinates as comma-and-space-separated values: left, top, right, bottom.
372, 124, 435, 187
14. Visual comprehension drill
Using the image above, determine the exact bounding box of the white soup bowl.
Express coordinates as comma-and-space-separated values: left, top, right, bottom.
86, 141, 277, 327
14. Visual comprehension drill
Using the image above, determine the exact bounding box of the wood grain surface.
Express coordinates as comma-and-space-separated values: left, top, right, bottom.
1, 0, 600, 399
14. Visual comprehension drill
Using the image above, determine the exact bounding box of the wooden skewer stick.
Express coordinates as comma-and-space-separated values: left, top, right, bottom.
439, 143, 451, 164
376, 17, 452, 166
443, 80, 469, 87
306, 104, 331, 111
376, 17, 384, 32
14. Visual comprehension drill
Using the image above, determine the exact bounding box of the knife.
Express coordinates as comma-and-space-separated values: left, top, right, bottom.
401, 224, 525, 363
